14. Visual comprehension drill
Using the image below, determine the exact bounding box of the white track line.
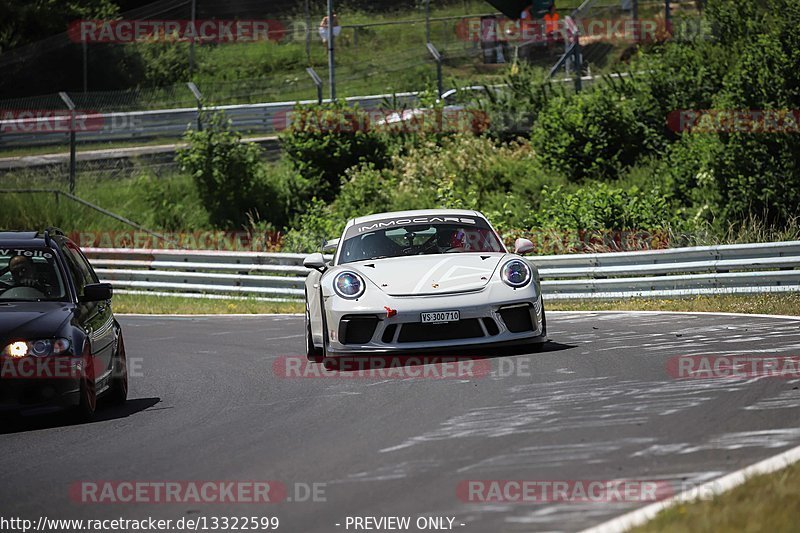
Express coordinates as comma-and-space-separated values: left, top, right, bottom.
581, 443, 800, 533
118, 310, 800, 319
547, 310, 800, 320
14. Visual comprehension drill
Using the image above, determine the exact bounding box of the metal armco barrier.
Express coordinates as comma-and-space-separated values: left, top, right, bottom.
0, 91, 420, 149
83, 241, 800, 301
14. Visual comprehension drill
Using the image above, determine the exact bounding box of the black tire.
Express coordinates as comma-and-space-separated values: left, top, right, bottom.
74, 369, 97, 422
108, 334, 128, 405
305, 307, 323, 363
540, 306, 547, 338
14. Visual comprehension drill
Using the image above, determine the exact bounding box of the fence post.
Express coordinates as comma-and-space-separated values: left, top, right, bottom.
427, 43, 443, 98
327, 0, 336, 100
58, 92, 77, 194
82, 40, 88, 93
189, 0, 197, 78
187, 82, 203, 131
425, 0, 431, 43
304, 0, 311, 64
306, 67, 324, 104
665, 0, 672, 35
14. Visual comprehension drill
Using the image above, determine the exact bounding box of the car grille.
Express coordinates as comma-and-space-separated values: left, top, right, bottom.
498, 303, 534, 333
397, 318, 488, 343
339, 315, 379, 344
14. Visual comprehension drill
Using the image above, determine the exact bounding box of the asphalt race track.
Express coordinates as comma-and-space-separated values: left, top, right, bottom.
3, 311, 800, 532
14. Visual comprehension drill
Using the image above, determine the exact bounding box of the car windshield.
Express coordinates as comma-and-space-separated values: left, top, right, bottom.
0, 248, 67, 301
339, 220, 504, 264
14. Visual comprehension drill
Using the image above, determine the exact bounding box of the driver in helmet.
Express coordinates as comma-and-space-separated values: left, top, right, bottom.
8, 255, 50, 295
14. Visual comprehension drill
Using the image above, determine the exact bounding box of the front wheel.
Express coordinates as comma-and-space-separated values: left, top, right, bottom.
108, 334, 128, 405
305, 308, 323, 363
74, 363, 97, 422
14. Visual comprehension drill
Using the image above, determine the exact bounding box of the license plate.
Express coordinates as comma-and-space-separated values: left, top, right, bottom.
421, 310, 460, 323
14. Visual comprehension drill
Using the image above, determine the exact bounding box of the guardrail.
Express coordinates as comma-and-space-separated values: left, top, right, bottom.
0, 91, 421, 150
83, 241, 800, 301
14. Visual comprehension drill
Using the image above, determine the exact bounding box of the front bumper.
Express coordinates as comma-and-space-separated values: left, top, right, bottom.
322, 280, 545, 355
0, 356, 82, 415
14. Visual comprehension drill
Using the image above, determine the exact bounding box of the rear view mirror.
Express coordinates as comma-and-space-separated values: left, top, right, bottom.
81, 283, 113, 302
514, 238, 534, 255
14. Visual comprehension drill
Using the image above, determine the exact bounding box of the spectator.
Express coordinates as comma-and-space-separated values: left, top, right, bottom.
319, 13, 341, 43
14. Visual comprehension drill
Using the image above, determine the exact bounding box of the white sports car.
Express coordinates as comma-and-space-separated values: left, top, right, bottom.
303, 209, 546, 364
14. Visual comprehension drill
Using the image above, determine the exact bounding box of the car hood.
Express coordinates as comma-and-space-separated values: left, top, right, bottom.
347, 253, 508, 296
0, 302, 73, 345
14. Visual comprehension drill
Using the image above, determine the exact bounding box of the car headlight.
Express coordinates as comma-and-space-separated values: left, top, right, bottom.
500, 259, 532, 288
333, 271, 366, 299
2, 338, 71, 358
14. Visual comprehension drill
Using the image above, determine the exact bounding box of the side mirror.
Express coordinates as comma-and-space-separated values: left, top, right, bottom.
303, 252, 327, 272
514, 238, 534, 255
322, 238, 339, 254
81, 283, 113, 302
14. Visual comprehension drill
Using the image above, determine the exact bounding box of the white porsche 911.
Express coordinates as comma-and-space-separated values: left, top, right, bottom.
303, 209, 546, 363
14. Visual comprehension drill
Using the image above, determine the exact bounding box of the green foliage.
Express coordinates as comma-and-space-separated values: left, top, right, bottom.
138, 40, 191, 87
176, 111, 287, 228
533, 183, 680, 230
280, 101, 392, 204
474, 65, 563, 142
0, 0, 118, 52
135, 174, 209, 231
531, 85, 658, 182
689, 0, 800, 227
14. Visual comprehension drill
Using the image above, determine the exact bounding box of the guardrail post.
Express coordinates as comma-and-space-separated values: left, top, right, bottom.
187, 82, 203, 131
426, 42, 443, 98
58, 91, 77, 194
306, 68, 324, 104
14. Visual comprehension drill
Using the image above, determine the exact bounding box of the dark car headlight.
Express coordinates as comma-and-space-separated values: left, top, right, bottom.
500, 259, 532, 288
2, 338, 71, 358
333, 271, 366, 299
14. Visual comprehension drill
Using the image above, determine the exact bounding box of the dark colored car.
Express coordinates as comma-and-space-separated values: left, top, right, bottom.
0, 228, 127, 420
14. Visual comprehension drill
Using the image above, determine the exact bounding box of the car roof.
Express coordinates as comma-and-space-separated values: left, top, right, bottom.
348, 209, 485, 227
0, 231, 67, 249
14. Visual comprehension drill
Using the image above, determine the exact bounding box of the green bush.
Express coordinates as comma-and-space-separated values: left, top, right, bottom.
533, 183, 680, 230
280, 101, 392, 204
176, 111, 287, 228
530, 85, 658, 182
135, 174, 210, 231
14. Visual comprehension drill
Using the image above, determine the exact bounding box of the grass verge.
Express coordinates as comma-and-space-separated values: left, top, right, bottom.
631, 461, 800, 533
110, 292, 800, 316
111, 293, 303, 315
549, 293, 800, 316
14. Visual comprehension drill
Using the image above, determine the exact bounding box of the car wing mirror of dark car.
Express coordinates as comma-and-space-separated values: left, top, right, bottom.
80, 283, 113, 302
303, 253, 327, 273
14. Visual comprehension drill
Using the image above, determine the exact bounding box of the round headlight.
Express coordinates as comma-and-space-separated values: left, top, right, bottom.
31, 340, 51, 357
501, 259, 532, 288
5, 341, 28, 358
334, 271, 366, 299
